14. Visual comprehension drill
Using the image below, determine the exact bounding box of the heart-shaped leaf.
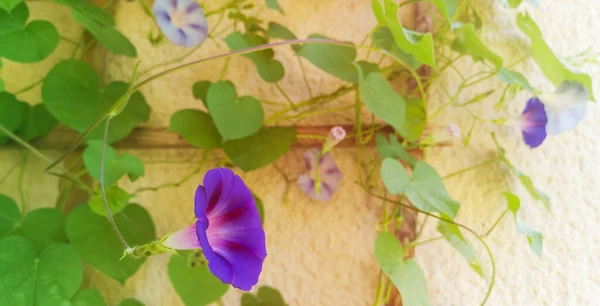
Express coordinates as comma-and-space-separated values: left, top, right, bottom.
0, 92, 28, 144
223, 126, 296, 171
0, 236, 83, 306
375, 133, 416, 167
67, 204, 155, 284
71, 289, 106, 306
83, 140, 145, 187
267, 22, 296, 40
242, 286, 286, 306
0, 77, 4, 92
88, 186, 133, 216
265, 0, 284, 14
225, 32, 284, 83
170, 109, 222, 149
17, 103, 58, 141
0, 3, 59, 63
42, 60, 150, 143
498, 68, 533, 92
192, 80, 212, 108
437, 216, 484, 278
0, 194, 20, 236
296, 34, 358, 83
356, 67, 406, 132
206, 81, 264, 141
13, 207, 67, 251
372, 26, 421, 70
452, 23, 503, 70
0, 0, 22, 12
168, 251, 229, 306
118, 298, 145, 306
504, 192, 543, 257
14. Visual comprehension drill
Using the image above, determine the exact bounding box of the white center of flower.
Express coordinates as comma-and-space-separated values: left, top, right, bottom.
170, 9, 188, 28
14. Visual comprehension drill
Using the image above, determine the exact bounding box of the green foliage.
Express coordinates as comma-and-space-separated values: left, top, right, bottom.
206, 81, 264, 141
372, 0, 435, 68
375, 133, 416, 168
118, 298, 145, 306
0, 3, 59, 63
88, 186, 133, 216
0, 77, 4, 93
516, 13, 594, 100
168, 252, 229, 306
371, 26, 421, 69
83, 140, 145, 187
374, 232, 430, 306
223, 127, 296, 171
241, 286, 286, 306
170, 109, 222, 149
398, 98, 426, 142
430, 0, 457, 20
13, 208, 67, 251
498, 68, 533, 92
452, 23, 503, 70
265, 0, 284, 14
0, 92, 28, 144
0, 194, 20, 236
66, 204, 156, 284
381, 159, 460, 218
0, 236, 82, 306
225, 32, 284, 83
42, 61, 150, 143
504, 192, 543, 257
192, 80, 212, 108
0, 0, 22, 12
437, 216, 484, 278
501, 0, 538, 8
252, 193, 265, 224
357, 67, 406, 132
71, 289, 106, 306
296, 34, 360, 83
267, 22, 296, 40
18, 104, 58, 141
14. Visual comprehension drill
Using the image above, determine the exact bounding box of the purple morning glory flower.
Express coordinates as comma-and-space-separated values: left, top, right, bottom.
163, 168, 266, 291
520, 81, 588, 148
153, 0, 209, 47
297, 148, 342, 201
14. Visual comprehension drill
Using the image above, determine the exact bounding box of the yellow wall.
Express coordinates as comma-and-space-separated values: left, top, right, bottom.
1, 0, 599, 305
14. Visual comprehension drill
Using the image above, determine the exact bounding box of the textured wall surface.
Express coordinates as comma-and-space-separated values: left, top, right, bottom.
1, 0, 599, 305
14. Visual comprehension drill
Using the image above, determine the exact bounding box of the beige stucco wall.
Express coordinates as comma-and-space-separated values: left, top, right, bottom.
1, 0, 599, 305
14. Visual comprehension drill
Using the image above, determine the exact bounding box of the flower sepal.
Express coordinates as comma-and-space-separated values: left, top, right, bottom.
122, 236, 177, 259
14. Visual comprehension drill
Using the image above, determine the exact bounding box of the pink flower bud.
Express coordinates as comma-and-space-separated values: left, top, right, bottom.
322, 126, 346, 153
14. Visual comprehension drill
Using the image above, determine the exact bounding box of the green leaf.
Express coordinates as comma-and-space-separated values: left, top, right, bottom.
118, 298, 145, 306
241, 286, 286, 306
0, 236, 83, 306
267, 22, 296, 40
0, 77, 3, 92
296, 34, 361, 83
376, 134, 416, 168
498, 68, 533, 92
504, 192, 543, 257
252, 194, 265, 225
356, 67, 406, 131
67, 204, 156, 284
501, 0, 538, 8
170, 109, 222, 149
88, 186, 133, 216
437, 217, 484, 278
71, 289, 106, 306
168, 252, 229, 306
14, 208, 67, 251
17, 103, 58, 141
430, 0, 457, 20
516, 13, 594, 101
0, 0, 22, 12
0, 92, 28, 144
224, 127, 296, 171
371, 26, 421, 69
397, 98, 426, 142
42, 61, 150, 143
71, 4, 136, 57
206, 81, 264, 141
381, 159, 460, 218
0, 3, 59, 63
225, 32, 284, 83
265, 0, 283, 14
192, 80, 212, 108
375, 0, 435, 68
83, 140, 145, 187
372, 0, 385, 25
452, 23, 503, 70
0, 194, 20, 236
374, 232, 430, 306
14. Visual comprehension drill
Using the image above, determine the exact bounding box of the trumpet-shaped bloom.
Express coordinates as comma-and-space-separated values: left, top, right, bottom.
153, 0, 209, 47
297, 148, 342, 201
163, 168, 266, 291
520, 81, 588, 148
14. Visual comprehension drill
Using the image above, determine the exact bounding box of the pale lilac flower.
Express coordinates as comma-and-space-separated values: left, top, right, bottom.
153, 0, 209, 47
322, 126, 346, 153
297, 148, 342, 201
163, 168, 266, 290
520, 81, 588, 148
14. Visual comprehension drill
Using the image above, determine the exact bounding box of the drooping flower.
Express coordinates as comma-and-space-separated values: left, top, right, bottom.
153, 0, 209, 48
322, 126, 346, 153
297, 148, 342, 201
163, 168, 266, 291
520, 81, 588, 148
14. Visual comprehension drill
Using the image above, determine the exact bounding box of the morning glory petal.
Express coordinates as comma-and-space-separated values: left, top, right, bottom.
297, 148, 342, 201
152, 0, 209, 47
520, 97, 548, 148
162, 223, 201, 249
539, 81, 588, 135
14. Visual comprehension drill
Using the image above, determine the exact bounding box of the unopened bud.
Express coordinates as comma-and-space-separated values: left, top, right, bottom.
322, 126, 346, 153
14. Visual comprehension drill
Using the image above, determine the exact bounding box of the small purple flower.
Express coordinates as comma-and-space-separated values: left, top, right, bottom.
163, 168, 266, 291
520, 81, 588, 148
322, 126, 346, 153
153, 0, 209, 47
297, 148, 342, 201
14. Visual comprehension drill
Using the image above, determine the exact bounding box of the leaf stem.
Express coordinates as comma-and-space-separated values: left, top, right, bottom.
13, 78, 44, 95
60, 36, 79, 45
406, 236, 444, 248
99, 117, 129, 250
19, 152, 29, 213
275, 82, 296, 110
134, 151, 208, 194
297, 56, 314, 99
482, 208, 509, 237
442, 158, 498, 180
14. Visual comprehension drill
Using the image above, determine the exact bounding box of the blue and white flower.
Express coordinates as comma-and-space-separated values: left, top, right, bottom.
153, 0, 209, 47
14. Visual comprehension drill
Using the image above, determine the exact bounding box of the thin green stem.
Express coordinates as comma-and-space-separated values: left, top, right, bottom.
372, 271, 385, 306
134, 151, 209, 194
139, 45, 202, 77
219, 57, 231, 79
443, 159, 498, 180
297, 56, 314, 99
406, 236, 444, 248
14, 78, 44, 95
296, 134, 327, 140
19, 152, 29, 213
99, 117, 129, 250
275, 83, 296, 110
0, 161, 19, 187
60, 36, 79, 45
482, 209, 509, 237
271, 104, 354, 124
